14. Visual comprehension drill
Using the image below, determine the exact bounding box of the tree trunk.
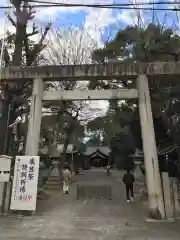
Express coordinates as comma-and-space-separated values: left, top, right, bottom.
22, 114, 28, 154
0, 97, 11, 154
60, 134, 70, 170
13, 22, 26, 66
1, 11, 27, 156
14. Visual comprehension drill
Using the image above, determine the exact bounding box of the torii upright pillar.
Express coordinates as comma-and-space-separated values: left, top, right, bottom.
137, 74, 165, 220
25, 78, 44, 156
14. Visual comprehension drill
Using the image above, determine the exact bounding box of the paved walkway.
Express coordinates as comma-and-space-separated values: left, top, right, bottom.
0, 168, 180, 239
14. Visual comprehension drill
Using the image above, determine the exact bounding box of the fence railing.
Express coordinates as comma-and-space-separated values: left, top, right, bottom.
77, 184, 112, 200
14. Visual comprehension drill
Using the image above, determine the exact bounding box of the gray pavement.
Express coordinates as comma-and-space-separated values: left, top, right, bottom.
0, 168, 180, 240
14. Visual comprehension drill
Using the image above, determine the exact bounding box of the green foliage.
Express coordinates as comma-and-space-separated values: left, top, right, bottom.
110, 129, 135, 170
86, 101, 136, 169
93, 24, 180, 63
86, 133, 103, 146
91, 23, 180, 154
110, 130, 135, 156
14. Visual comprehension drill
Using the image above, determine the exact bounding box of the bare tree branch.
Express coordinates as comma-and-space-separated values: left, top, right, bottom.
26, 22, 51, 65
7, 14, 16, 27
26, 23, 39, 37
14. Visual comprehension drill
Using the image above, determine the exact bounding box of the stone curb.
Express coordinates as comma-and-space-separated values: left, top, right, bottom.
145, 218, 176, 223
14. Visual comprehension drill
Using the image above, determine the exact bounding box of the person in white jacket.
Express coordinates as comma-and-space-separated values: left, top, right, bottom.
62, 164, 72, 194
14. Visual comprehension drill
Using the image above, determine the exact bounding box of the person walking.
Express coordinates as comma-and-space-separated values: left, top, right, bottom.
123, 169, 135, 203
106, 165, 110, 176
62, 164, 72, 194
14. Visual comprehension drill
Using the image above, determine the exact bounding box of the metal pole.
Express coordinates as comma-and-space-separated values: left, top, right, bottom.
72, 151, 74, 172
0, 12, 8, 72
4, 103, 11, 154
175, 0, 180, 29
0, 11, 9, 118
0, 6, 12, 215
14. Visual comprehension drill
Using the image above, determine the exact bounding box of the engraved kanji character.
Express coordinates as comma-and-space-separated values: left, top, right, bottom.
21, 171, 27, 178
20, 185, 26, 193
19, 195, 23, 200
29, 158, 35, 165
20, 179, 26, 185
29, 166, 34, 172
28, 172, 34, 180
21, 164, 28, 171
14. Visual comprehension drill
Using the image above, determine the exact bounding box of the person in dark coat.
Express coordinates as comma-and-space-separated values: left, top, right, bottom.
123, 169, 135, 203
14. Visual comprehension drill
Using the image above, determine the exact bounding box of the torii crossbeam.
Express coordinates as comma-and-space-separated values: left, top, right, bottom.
1, 61, 180, 81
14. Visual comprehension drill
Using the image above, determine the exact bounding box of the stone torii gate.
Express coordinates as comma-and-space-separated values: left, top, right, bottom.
2, 61, 180, 220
